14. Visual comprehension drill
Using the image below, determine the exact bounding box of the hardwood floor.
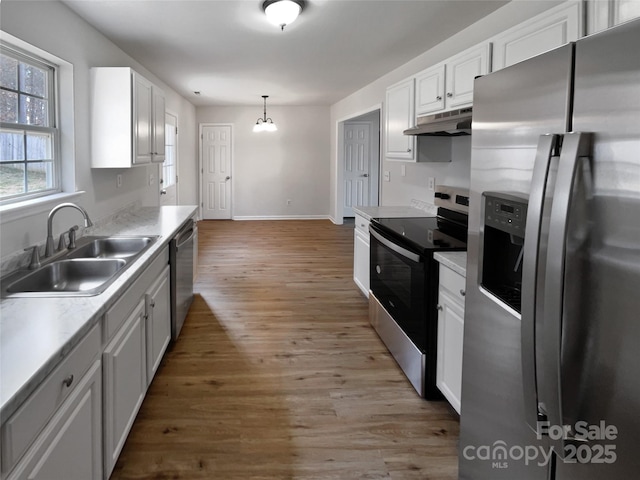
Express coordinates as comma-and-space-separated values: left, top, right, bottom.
111, 220, 460, 480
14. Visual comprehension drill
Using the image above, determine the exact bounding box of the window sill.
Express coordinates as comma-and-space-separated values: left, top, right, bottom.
0, 192, 86, 224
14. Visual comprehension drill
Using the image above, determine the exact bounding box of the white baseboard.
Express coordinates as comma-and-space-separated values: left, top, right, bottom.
232, 215, 330, 221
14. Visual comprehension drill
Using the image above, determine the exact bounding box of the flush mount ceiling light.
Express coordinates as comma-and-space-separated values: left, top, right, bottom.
262, 0, 304, 31
253, 95, 277, 132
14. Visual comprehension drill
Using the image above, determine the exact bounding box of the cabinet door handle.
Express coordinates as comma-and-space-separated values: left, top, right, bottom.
437, 304, 443, 311
406, 148, 412, 153
447, 92, 453, 98
436, 96, 442, 101
460, 289, 466, 297
62, 375, 74, 388
150, 300, 156, 308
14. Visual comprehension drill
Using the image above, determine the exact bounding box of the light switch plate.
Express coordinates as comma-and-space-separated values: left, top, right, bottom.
428, 177, 435, 191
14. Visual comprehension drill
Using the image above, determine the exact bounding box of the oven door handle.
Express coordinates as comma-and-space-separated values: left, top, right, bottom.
370, 228, 421, 263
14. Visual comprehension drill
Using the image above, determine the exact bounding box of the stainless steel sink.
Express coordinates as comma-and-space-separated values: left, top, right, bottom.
6, 259, 126, 295
67, 236, 155, 260
2, 235, 158, 297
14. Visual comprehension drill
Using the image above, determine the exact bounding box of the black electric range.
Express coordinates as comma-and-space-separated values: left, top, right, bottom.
371, 208, 468, 255
368, 189, 469, 399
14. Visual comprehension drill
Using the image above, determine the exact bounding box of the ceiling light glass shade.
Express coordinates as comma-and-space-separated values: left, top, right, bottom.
264, 0, 302, 30
253, 119, 278, 132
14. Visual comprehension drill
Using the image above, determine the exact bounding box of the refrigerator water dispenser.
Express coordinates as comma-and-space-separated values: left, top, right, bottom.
481, 192, 528, 313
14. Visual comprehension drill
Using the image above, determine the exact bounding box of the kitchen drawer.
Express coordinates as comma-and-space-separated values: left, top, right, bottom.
1, 322, 101, 474
439, 263, 466, 305
355, 213, 370, 236
104, 246, 169, 341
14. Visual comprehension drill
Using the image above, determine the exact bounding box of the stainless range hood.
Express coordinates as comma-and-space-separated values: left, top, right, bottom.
403, 107, 472, 136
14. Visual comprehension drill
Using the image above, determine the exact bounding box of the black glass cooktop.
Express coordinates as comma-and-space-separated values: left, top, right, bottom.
371, 216, 467, 254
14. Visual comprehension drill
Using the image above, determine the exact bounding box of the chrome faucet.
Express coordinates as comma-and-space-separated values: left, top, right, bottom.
45, 203, 93, 257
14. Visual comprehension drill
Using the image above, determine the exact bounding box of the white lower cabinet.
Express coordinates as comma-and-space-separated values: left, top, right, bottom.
103, 300, 147, 478
1, 323, 102, 480
145, 266, 171, 383
102, 247, 169, 478
353, 214, 370, 297
1, 241, 176, 480
5, 361, 103, 480
436, 264, 466, 414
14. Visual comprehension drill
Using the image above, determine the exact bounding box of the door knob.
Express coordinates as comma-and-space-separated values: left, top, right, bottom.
160, 189, 167, 195
362, 174, 369, 177
225, 176, 231, 181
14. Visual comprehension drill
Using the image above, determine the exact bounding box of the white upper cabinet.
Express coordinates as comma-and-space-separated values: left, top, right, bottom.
445, 43, 492, 109
91, 67, 166, 168
133, 73, 153, 165
415, 43, 491, 116
492, 1, 582, 71
588, 0, 640, 34
385, 77, 416, 161
152, 87, 166, 163
415, 64, 445, 115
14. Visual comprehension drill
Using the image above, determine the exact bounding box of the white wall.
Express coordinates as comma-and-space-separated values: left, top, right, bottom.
196, 106, 330, 219
0, 0, 196, 257
329, 0, 565, 221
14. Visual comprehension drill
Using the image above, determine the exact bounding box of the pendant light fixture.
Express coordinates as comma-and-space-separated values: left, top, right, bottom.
263, 0, 304, 31
253, 95, 277, 132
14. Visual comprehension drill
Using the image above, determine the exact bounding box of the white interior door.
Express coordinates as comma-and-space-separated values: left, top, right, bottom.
343, 122, 371, 217
201, 124, 232, 219
160, 113, 178, 206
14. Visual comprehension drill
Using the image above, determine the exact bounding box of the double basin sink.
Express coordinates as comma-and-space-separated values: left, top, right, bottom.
2, 236, 158, 297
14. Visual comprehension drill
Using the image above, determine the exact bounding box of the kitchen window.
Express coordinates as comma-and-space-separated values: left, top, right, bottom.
0, 42, 59, 205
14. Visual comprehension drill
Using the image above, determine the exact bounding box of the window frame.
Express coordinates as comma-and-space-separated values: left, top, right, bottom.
1, 41, 61, 205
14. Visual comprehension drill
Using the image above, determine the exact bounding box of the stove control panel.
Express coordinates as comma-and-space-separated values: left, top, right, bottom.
434, 186, 470, 214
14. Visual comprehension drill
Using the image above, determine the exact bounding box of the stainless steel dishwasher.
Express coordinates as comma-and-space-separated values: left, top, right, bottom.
170, 218, 197, 340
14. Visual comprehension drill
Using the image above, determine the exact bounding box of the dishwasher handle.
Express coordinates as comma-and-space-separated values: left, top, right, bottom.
175, 221, 197, 250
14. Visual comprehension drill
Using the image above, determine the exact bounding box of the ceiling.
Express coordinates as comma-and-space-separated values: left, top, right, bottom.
62, 0, 509, 106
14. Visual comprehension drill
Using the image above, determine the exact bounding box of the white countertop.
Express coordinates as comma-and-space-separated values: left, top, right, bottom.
434, 252, 467, 277
0, 205, 197, 419
353, 202, 438, 221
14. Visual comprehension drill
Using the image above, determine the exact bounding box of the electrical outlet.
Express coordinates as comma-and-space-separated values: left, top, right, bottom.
384, 171, 391, 182
149, 173, 155, 186
116, 174, 122, 188
428, 177, 435, 191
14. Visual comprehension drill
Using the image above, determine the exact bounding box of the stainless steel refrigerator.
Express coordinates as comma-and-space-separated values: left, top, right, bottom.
459, 18, 640, 479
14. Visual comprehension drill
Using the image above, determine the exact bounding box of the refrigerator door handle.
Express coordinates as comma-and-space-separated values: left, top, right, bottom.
542, 132, 592, 457
521, 134, 561, 433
